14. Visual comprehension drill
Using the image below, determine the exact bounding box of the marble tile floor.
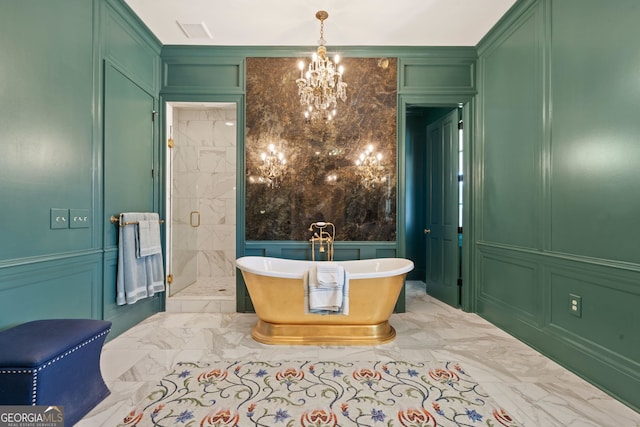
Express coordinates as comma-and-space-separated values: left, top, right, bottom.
78, 281, 640, 426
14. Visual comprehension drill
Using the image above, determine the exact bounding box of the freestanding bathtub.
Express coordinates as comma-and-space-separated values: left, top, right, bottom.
236, 256, 414, 345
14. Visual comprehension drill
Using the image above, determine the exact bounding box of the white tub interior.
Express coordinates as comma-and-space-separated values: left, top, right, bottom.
236, 256, 414, 280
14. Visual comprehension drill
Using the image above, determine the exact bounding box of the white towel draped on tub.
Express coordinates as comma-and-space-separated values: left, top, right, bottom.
116, 212, 165, 305
304, 262, 349, 315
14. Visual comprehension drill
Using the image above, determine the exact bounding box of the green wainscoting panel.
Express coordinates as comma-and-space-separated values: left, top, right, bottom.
279, 247, 312, 260
549, 0, 640, 265
478, 4, 542, 250
477, 244, 540, 322
548, 265, 639, 365
0, 253, 102, 331
243, 242, 397, 259
479, 280, 640, 412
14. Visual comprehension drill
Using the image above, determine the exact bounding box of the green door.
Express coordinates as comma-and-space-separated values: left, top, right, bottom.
104, 64, 156, 247
103, 63, 161, 333
425, 109, 460, 307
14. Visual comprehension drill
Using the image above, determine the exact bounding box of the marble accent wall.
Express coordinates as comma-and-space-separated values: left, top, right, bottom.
172, 106, 236, 290
246, 57, 397, 241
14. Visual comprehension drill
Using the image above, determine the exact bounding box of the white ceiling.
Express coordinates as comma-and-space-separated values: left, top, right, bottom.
125, 0, 517, 47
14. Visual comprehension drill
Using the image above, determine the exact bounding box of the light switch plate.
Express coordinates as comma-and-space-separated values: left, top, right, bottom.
50, 208, 69, 229
69, 209, 90, 228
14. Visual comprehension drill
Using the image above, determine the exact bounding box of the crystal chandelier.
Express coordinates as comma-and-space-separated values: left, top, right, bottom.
296, 11, 347, 121
355, 144, 386, 188
258, 144, 287, 188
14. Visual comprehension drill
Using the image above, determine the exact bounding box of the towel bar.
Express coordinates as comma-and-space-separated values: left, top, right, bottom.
110, 214, 165, 227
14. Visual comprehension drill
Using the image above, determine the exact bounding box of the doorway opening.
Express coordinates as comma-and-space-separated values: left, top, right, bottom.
405, 105, 464, 308
164, 102, 237, 310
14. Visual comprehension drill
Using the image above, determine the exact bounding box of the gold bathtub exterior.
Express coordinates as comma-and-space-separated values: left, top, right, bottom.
241, 270, 406, 345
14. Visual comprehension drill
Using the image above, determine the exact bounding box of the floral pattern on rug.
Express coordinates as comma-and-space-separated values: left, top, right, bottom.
119, 360, 521, 426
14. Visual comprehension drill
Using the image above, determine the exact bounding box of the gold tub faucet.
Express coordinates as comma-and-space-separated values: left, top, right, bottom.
308, 221, 335, 261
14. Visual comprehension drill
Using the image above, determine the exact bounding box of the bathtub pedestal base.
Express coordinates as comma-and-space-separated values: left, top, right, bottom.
251, 320, 396, 345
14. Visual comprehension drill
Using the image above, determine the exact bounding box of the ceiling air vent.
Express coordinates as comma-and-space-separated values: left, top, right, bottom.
177, 21, 213, 39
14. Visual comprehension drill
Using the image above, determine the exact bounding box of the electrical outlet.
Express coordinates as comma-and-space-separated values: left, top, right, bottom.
569, 294, 582, 318
50, 208, 69, 229
69, 209, 90, 228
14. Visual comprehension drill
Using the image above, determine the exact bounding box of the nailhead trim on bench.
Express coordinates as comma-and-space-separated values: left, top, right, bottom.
0, 327, 111, 405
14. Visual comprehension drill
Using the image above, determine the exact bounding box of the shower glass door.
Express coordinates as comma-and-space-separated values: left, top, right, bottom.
166, 103, 198, 296
165, 101, 238, 298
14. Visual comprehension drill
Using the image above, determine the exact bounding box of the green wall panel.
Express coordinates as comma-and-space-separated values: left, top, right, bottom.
0, 254, 101, 330
103, 64, 157, 248
162, 58, 243, 94
403, 63, 473, 92
399, 53, 476, 95
549, 0, 640, 264
479, 7, 542, 249
100, 0, 164, 336
478, 246, 539, 321
243, 242, 396, 261
476, 0, 640, 411
0, 0, 163, 335
549, 267, 639, 362
0, 0, 94, 260
104, 1, 160, 93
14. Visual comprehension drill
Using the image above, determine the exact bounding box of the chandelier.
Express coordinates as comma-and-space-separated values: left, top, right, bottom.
355, 144, 386, 188
296, 11, 347, 121
258, 144, 287, 188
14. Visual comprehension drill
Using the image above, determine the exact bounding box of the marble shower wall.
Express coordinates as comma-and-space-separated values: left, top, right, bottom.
246, 57, 398, 241
172, 106, 237, 289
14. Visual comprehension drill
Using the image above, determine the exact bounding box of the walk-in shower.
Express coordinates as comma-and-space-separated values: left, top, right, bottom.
165, 102, 237, 306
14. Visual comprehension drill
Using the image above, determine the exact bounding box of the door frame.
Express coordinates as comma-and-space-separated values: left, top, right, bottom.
398, 95, 476, 312
159, 94, 245, 302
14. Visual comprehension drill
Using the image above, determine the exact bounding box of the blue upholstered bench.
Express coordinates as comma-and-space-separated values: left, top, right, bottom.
0, 319, 112, 426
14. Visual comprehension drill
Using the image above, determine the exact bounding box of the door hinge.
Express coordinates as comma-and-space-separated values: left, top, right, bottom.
151, 168, 154, 178
168, 138, 175, 148
152, 110, 157, 122
167, 274, 173, 284
457, 278, 463, 287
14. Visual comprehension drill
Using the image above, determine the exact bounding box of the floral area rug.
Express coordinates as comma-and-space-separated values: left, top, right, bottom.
119, 360, 522, 426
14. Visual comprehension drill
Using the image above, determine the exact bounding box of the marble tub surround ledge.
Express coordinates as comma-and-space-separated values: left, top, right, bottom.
78, 281, 640, 426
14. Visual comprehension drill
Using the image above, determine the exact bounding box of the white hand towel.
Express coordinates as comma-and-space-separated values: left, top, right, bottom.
316, 263, 343, 288
307, 265, 343, 312
303, 266, 349, 315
